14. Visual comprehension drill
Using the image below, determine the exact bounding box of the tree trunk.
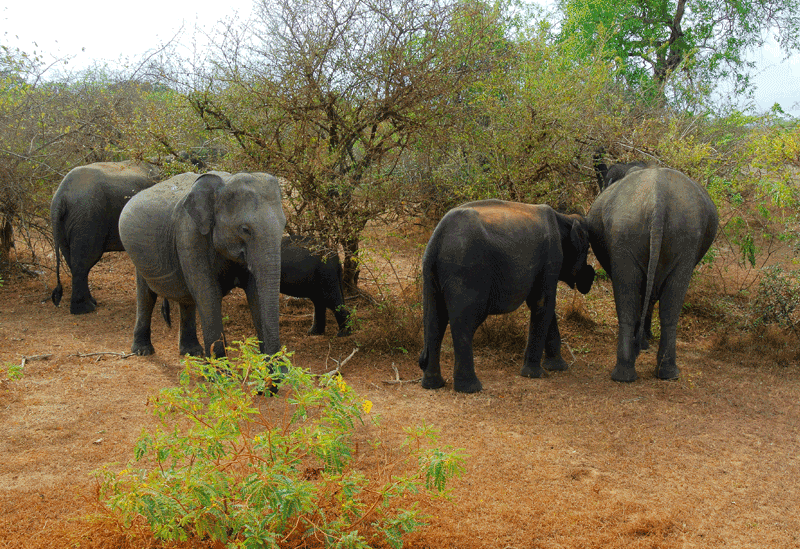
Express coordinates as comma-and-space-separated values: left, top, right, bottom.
341, 236, 360, 296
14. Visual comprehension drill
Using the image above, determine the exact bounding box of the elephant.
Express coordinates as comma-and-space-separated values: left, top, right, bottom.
585, 167, 718, 382
118, 171, 286, 359
593, 156, 649, 193
280, 235, 353, 337
50, 160, 161, 314
418, 199, 596, 393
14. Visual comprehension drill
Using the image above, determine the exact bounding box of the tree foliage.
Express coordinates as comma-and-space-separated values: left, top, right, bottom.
556, 0, 800, 99
156, 0, 512, 290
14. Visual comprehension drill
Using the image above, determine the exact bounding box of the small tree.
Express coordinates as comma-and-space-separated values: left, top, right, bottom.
157, 0, 508, 291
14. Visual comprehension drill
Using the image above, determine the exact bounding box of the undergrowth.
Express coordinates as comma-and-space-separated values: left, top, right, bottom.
94, 339, 465, 548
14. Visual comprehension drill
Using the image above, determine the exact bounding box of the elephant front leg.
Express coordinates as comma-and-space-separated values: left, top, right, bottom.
178, 302, 203, 357
520, 294, 556, 378
541, 313, 568, 372
131, 272, 157, 355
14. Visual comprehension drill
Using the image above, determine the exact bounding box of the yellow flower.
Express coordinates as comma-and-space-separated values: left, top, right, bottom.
362, 400, 373, 414
336, 374, 347, 391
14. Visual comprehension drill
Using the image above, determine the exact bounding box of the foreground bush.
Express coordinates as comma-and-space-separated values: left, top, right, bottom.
96, 339, 464, 548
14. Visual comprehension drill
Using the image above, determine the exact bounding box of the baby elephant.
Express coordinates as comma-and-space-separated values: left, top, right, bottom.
418, 199, 596, 393
281, 235, 353, 337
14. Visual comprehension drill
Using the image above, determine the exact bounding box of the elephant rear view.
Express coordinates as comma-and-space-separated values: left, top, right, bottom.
586, 167, 718, 382
50, 161, 160, 314
119, 171, 286, 359
418, 199, 595, 393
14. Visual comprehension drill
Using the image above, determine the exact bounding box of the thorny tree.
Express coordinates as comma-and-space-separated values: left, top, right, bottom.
167, 0, 507, 291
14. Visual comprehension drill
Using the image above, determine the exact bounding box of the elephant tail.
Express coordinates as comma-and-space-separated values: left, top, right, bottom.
160, 299, 172, 328
418, 236, 446, 372
638, 202, 665, 344
51, 208, 64, 307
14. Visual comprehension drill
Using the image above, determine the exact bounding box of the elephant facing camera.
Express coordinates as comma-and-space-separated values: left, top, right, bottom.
119, 171, 286, 363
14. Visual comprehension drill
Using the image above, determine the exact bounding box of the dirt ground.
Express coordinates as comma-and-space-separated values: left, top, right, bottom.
1, 226, 799, 548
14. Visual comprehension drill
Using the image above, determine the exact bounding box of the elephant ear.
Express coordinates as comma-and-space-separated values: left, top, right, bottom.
184, 174, 225, 235
570, 219, 589, 253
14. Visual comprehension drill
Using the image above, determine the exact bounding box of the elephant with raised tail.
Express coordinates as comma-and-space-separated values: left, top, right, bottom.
585, 167, 718, 382
418, 199, 596, 393
118, 171, 286, 359
50, 161, 160, 314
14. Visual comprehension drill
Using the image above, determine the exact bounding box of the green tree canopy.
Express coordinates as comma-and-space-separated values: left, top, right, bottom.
556, 0, 800, 99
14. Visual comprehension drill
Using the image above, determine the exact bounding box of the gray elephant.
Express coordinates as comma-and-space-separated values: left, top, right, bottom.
281, 235, 352, 337
118, 171, 286, 358
418, 199, 596, 393
50, 161, 160, 314
586, 167, 718, 382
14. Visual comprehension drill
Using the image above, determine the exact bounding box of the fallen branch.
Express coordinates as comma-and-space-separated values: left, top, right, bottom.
19, 353, 53, 368
69, 351, 136, 360
324, 347, 359, 376
383, 364, 421, 385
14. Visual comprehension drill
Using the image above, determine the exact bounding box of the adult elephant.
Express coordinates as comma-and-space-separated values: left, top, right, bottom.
418, 199, 596, 393
119, 171, 286, 359
50, 161, 160, 314
585, 167, 718, 382
280, 235, 352, 337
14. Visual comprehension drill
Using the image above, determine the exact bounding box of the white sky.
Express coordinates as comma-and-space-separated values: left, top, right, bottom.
2, 1, 799, 117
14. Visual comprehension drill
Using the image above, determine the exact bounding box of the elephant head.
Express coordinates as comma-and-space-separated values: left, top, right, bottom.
558, 215, 595, 295
184, 173, 286, 355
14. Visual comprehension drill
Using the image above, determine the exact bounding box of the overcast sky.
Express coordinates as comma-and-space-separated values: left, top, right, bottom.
3, 1, 799, 117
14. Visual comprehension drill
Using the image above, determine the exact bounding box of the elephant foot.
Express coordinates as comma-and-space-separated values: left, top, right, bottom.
307, 325, 325, 336
70, 299, 97, 315
520, 364, 545, 378
421, 373, 446, 390
180, 345, 204, 357
453, 377, 483, 393
132, 343, 155, 356
611, 363, 638, 383
639, 338, 650, 351
336, 326, 353, 337
656, 364, 680, 381
542, 355, 569, 372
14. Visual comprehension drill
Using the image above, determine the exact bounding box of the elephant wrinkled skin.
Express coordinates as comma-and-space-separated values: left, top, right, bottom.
418, 199, 596, 393
50, 161, 160, 314
118, 171, 286, 359
586, 167, 718, 382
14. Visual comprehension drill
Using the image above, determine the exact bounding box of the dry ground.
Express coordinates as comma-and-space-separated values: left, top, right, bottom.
1, 225, 799, 548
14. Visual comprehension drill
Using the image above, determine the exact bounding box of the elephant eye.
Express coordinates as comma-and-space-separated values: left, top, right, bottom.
240, 225, 253, 237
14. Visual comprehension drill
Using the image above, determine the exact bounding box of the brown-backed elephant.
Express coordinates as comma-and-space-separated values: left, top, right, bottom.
50, 161, 160, 314
418, 199, 595, 393
585, 167, 718, 382
118, 171, 286, 359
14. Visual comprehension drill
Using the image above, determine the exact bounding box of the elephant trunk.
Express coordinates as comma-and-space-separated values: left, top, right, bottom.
249, 244, 282, 357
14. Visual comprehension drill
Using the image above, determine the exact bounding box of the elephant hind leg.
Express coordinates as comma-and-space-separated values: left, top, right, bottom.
308, 299, 327, 335
654, 269, 693, 380
449, 312, 486, 393
419, 287, 449, 390
131, 272, 158, 355
67, 242, 103, 315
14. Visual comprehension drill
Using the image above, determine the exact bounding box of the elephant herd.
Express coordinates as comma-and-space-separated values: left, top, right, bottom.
49, 160, 718, 392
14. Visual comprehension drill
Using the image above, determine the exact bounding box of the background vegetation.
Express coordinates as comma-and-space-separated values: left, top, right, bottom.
2, 0, 798, 341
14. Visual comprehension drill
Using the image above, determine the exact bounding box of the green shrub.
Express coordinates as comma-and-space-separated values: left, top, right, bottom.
95, 339, 464, 548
